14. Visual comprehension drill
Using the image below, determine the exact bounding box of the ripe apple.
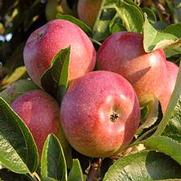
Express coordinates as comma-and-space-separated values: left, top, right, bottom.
159, 61, 179, 112
60, 71, 140, 157
97, 32, 170, 112
23, 19, 96, 87
77, 0, 102, 27
96, 32, 145, 75
11, 89, 69, 155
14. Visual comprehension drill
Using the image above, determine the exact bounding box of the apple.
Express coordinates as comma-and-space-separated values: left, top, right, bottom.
97, 32, 169, 112
77, 0, 102, 27
159, 61, 179, 112
60, 71, 140, 157
23, 19, 96, 87
11, 89, 69, 155
96, 32, 145, 75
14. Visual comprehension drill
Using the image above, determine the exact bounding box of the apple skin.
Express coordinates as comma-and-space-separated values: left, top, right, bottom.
77, 0, 102, 27
97, 32, 145, 75
23, 19, 96, 87
11, 89, 68, 155
159, 61, 179, 112
97, 32, 169, 112
60, 71, 140, 157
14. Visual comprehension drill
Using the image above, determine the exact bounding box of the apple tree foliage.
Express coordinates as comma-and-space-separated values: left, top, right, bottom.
0, 0, 181, 180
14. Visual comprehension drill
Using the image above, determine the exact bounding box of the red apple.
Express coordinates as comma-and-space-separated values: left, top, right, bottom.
159, 61, 179, 112
97, 32, 169, 112
77, 0, 102, 27
23, 19, 96, 87
11, 89, 68, 155
97, 32, 145, 76
60, 71, 140, 157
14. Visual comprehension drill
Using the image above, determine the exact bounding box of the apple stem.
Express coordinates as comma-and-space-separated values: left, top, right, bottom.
87, 158, 102, 181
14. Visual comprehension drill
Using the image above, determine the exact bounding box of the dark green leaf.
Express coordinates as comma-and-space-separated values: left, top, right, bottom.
56, 14, 92, 36
41, 47, 70, 102
142, 7, 157, 23
164, 23, 181, 37
0, 98, 39, 174
115, 0, 144, 33
93, 1, 116, 41
144, 136, 181, 164
41, 134, 67, 181
103, 151, 181, 181
68, 159, 84, 181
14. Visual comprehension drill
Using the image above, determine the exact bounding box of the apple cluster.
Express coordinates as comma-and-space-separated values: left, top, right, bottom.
10, 19, 178, 158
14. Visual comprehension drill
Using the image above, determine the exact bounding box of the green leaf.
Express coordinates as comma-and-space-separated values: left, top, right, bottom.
164, 23, 181, 37
0, 79, 38, 104
142, 7, 157, 23
1, 66, 27, 89
143, 15, 181, 57
93, 0, 116, 41
154, 62, 181, 135
109, 14, 126, 33
68, 159, 84, 181
0, 98, 39, 174
163, 95, 181, 136
103, 151, 181, 181
144, 136, 181, 165
143, 15, 177, 52
41, 134, 67, 181
56, 14, 92, 36
41, 47, 70, 102
115, 0, 144, 33
137, 95, 159, 135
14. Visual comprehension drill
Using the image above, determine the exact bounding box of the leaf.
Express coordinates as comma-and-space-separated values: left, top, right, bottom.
163, 95, 181, 136
56, 14, 92, 36
68, 159, 84, 181
1, 66, 27, 88
0, 79, 38, 104
144, 136, 181, 165
137, 95, 159, 135
0, 98, 39, 174
41, 47, 70, 102
164, 23, 181, 37
154, 62, 181, 135
115, 0, 144, 33
41, 134, 67, 181
93, 0, 116, 41
142, 7, 157, 23
103, 151, 181, 181
143, 15, 177, 52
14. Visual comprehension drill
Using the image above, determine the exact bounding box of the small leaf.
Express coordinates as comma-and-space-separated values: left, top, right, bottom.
144, 136, 181, 165
0, 98, 39, 174
115, 0, 144, 33
142, 7, 157, 23
41, 47, 70, 102
0, 79, 38, 104
143, 15, 181, 57
68, 159, 84, 181
1, 66, 27, 88
93, 1, 116, 41
137, 95, 159, 135
56, 14, 92, 36
41, 134, 67, 181
103, 151, 181, 181
143, 15, 177, 52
